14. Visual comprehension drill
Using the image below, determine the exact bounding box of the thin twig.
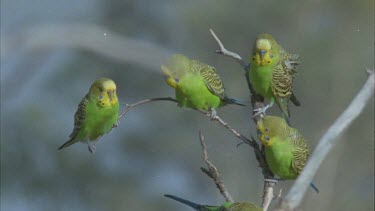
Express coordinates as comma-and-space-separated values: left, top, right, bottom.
210, 28, 275, 210
277, 71, 375, 210
209, 29, 247, 70
198, 110, 254, 146
199, 131, 234, 203
209, 28, 263, 121
117, 97, 178, 120
116, 96, 256, 153
114, 95, 274, 205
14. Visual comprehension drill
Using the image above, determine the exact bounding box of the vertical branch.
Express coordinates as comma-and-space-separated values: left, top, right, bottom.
210, 28, 274, 210
262, 181, 277, 210
277, 71, 375, 210
209, 29, 264, 118
199, 131, 234, 203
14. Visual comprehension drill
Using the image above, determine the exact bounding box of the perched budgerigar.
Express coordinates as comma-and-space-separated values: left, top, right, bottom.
249, 33, 300, 122
58, 78, 119, 154
164, 194, 262, 211
161, 54, 244, 115
257, 116, 319, 193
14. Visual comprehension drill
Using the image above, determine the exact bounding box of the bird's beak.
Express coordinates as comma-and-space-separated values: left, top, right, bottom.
258, 49, 267, 60
108, 90, 115, 101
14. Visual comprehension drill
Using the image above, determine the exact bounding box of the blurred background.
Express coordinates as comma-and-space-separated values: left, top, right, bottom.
1, 0, 374, 210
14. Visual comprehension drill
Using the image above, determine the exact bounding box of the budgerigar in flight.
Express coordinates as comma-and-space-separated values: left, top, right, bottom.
58, 78, 119, 154
249, 33, 300, 123
257, 116, 319, 193
164, 194, 262, 211
161, 54, 244, 117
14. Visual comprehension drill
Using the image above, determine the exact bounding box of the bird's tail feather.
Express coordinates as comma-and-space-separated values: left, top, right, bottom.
310, 182, 319, 193
164, 194, 200, 210
57, 138, 76, 150
290, 93, 301, 106
223, 98, 247, 106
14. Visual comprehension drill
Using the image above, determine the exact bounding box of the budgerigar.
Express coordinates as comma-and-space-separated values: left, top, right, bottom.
164, 194, 262, 211
161, 54, 244, 116
257, 116, 319, 193
249, 33, 300, 123
58, 78, 119, 154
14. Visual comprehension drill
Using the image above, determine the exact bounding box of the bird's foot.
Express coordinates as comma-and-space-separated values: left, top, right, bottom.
113, 120, 119, 128
253, 104, 272, 117
209, 108, 217, 121
264, 178, 279, 183
88, 143, 96, 154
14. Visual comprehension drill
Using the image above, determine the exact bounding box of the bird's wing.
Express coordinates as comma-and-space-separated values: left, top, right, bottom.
191, 60, 225, 98
289, 129, 309, 174
271, 52, 300, 117
69, 94, 89, 139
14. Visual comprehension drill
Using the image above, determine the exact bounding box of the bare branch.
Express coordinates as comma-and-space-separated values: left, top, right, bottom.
262, 181, 277, 210
209, 28, 264, 119
210, 29, 281, 210
209, 29, 247, 70
199, 131, 234, 202
117, 97, 177, 120
113, 96, 275, 209
198, 110, 255, 146
278, 71, 375, 210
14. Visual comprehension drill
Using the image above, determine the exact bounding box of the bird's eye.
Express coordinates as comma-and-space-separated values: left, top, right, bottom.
265, 128, 269, 132
269, 54, 274, 58
264, 136, 270, 141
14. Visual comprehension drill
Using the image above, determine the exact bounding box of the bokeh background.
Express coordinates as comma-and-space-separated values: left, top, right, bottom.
1, 1, 374, 210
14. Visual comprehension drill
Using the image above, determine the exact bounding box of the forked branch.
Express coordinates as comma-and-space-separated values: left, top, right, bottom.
210, 28, 275, 210
199, 131, 234, 202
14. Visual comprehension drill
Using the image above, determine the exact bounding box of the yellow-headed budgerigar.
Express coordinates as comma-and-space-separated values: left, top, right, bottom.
249, 34, 300, 123
164, 194, 262, 211
161, 54, 244, 116
257, 116, 319, 193
58, 78, 119, 153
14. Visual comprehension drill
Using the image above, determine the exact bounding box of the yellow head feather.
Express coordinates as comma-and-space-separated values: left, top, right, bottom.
251, 33, 280, 66
90, 78, 118, 107
257, 116, 290, 146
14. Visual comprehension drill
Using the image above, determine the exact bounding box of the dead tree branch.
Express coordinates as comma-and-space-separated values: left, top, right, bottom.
117, 97, 178, 120
210, 28, 276, 210
209, 29, 264, 122
209, 29, 247, 70
277, 70, 375, 210
199, 131, 234, 202
115, 95, 275, 207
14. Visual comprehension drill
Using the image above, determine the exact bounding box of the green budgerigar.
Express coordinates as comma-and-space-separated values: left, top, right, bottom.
58, 78, 119, 153
257, 116, 318, 192
161, 54, 244, 115
249, 34, 301, 122
164, 194, 262, 211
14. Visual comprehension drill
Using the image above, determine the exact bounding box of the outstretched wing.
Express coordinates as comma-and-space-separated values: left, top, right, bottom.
191, 59, 225, 99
